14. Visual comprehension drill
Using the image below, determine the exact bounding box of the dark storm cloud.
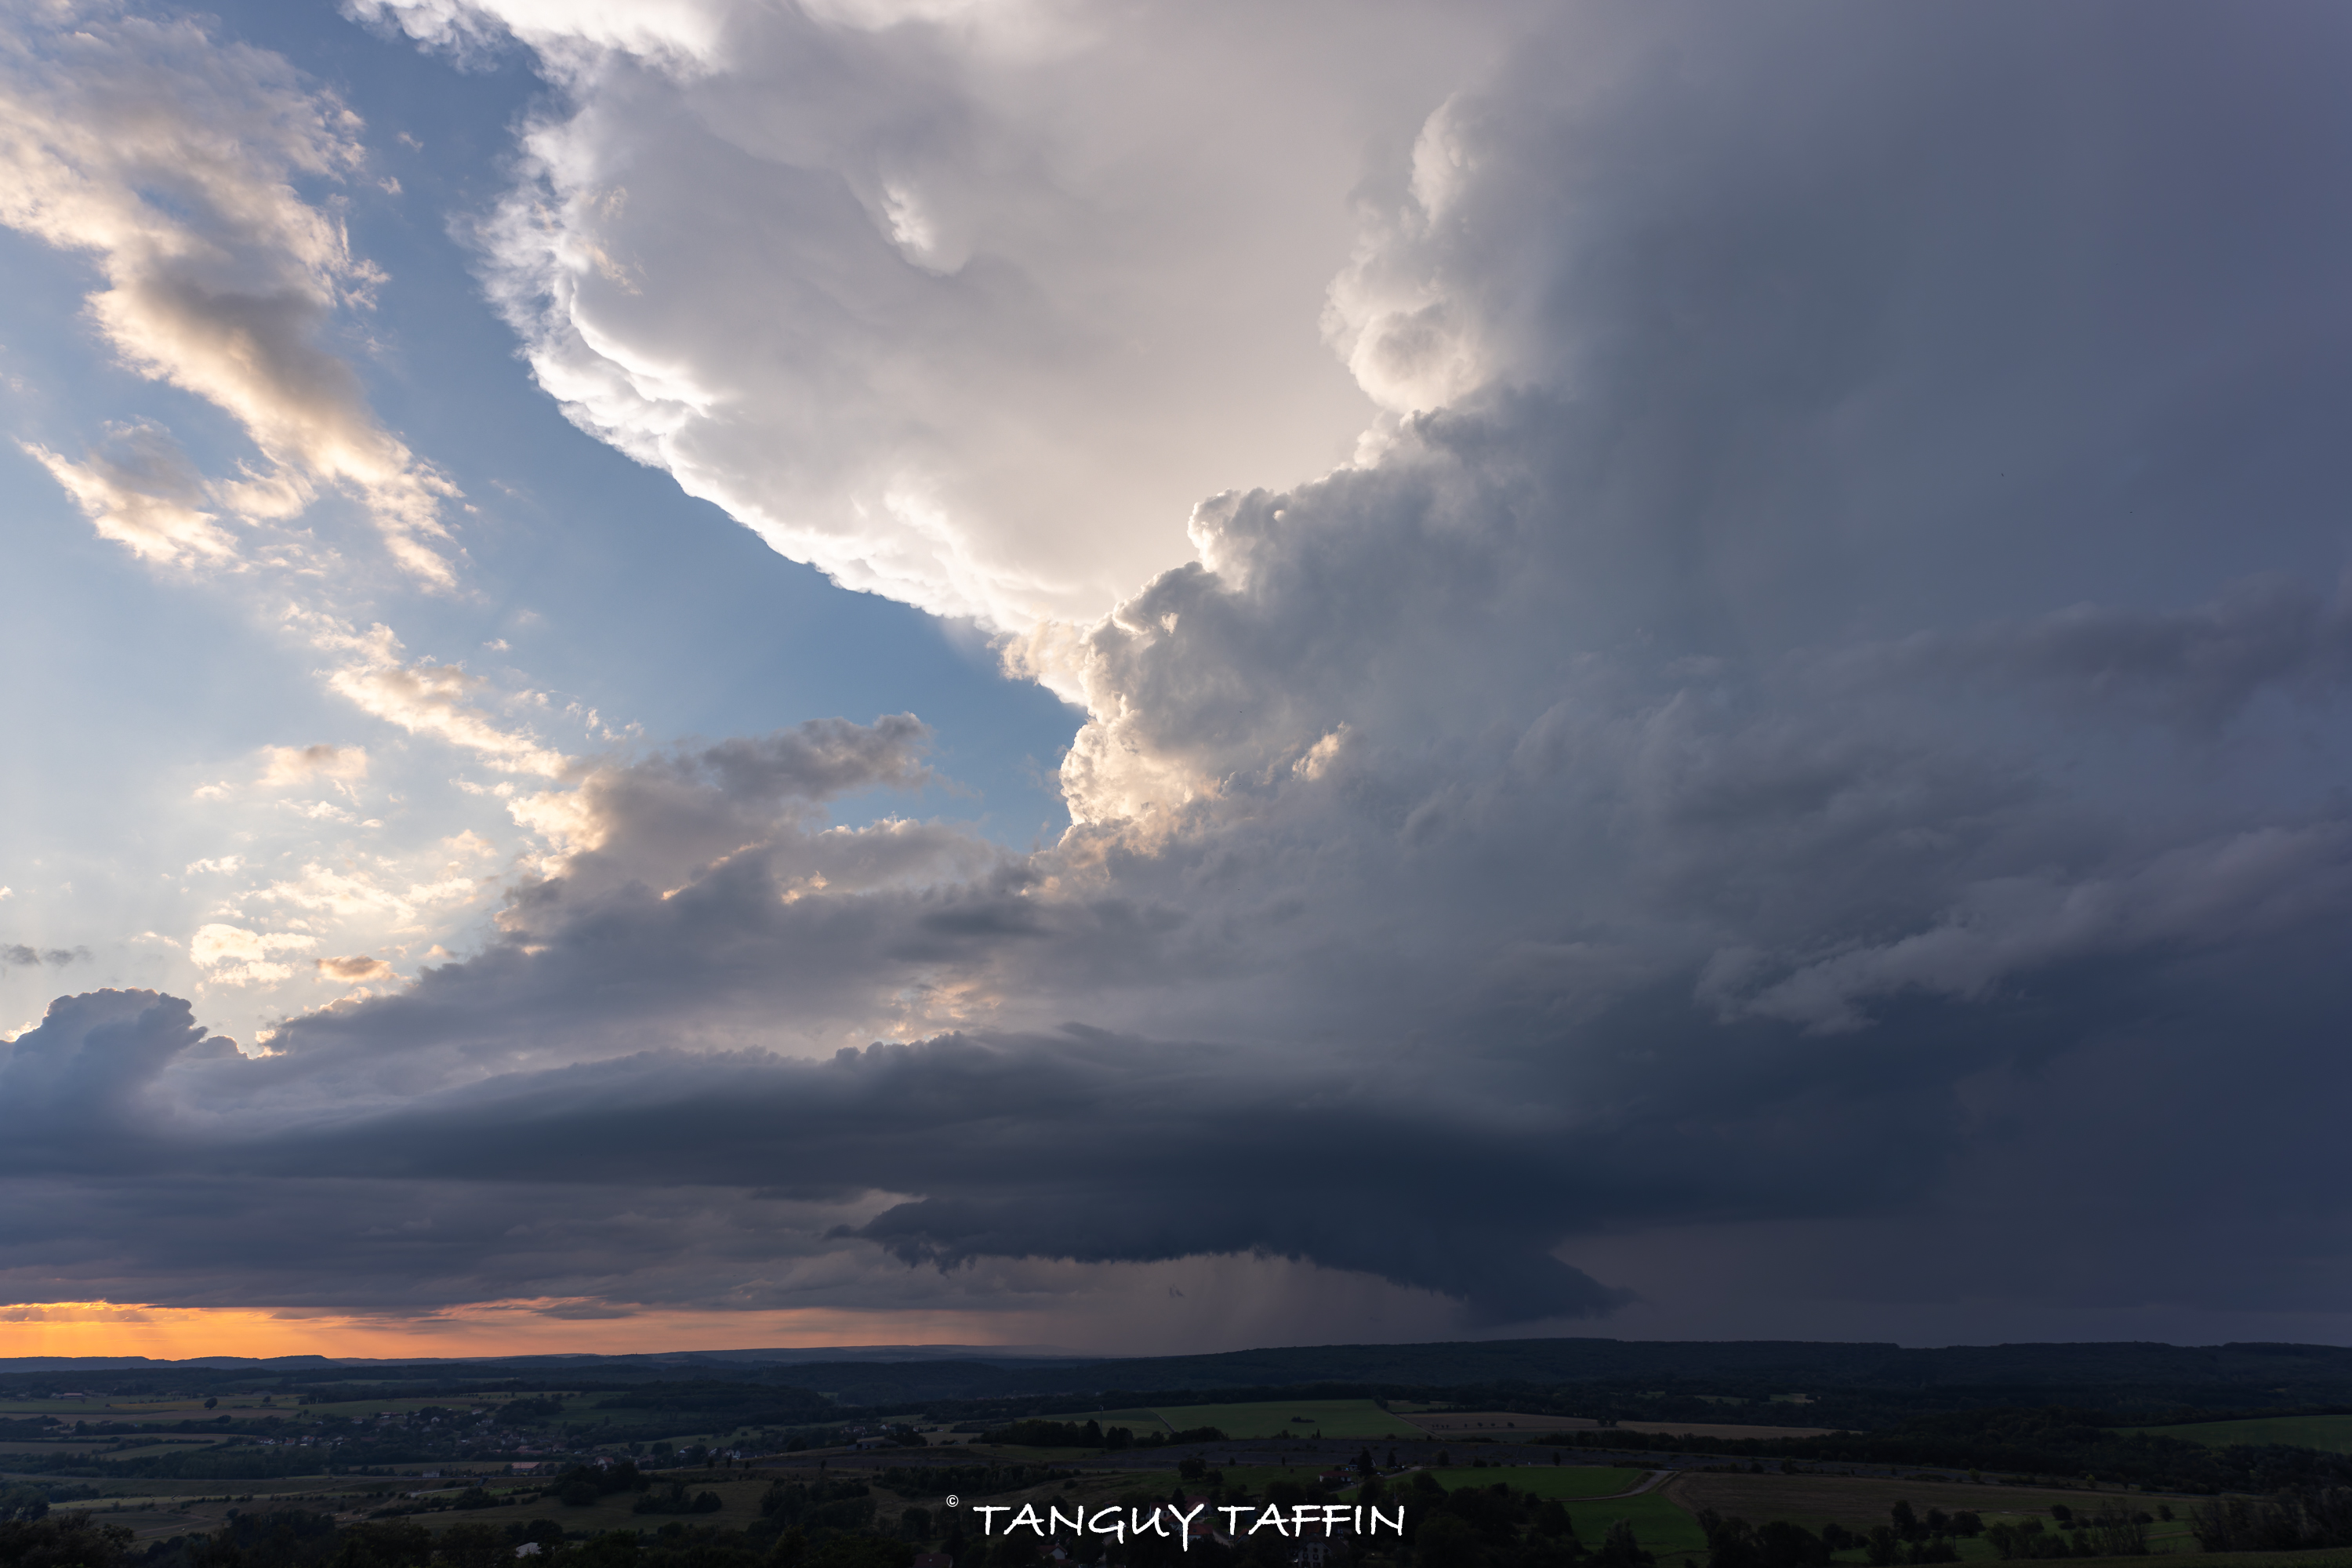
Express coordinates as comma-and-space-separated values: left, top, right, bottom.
1, 983, 1972, 1322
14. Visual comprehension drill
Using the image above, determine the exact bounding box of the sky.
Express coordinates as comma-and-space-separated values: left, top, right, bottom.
3, 0, 2352, 1361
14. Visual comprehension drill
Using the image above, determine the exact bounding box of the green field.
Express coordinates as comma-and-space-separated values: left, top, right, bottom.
1406, 1467, 1650, 1501
1148, 1400, 1425, 1439
406, 1475, 770, 1536
2130, 1414, 2352, 1454
1039, 1409, 1178, 1434
1560, 1494, 1706, 1560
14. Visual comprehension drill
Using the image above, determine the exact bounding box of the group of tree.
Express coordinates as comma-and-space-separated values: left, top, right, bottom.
1534, 1406, 2352, 1496
871, 1468, 1058, 1502
1697, 1497, 2174, 1568
976, 1424, 1226, 1452
0, 1493, 919, 1568
1354, 1471, 1646, 1568
1698, 1501, 1982, 1568
2188, 1487, 2352, 1553
758, 1479, 876, 1536
554, 1464, 653, 1509
633, 1486, 724, 1519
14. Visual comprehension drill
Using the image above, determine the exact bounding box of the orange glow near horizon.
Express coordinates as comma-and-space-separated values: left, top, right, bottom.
0, 1301, 1022, 1360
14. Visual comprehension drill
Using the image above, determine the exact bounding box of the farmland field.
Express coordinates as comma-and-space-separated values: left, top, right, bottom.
1146, 1400, 1424, 1439
1662, 1472, 2170, 1532
1658, 1472, 2229, 1558
1037, 1409, 1178, 1433
1406, 1466, 1650, 1500
414, 1474, 771, 1535
1559, 1493, 1708, 1559
1617, 1421, 1838, 1440
2131, 1415, 2352, 1454
1403, 1412, 1602, 1437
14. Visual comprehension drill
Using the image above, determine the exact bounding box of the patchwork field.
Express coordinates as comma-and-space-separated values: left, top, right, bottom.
1038, 1409, 1178, 1434
1146, 1400, 1426, 1439
2130, 1415, 2352, 1454
1656, 1470, 2225, 1558
404, 1474, 770, 1536
1558, 1493, 1708, 1559
1403, 1412, 1601, 1436
1661, 1472, 2166, 1532
1617, 1421, 1838, 1440
1406, 1465, 1651, 1501
53, 1454, 2352, 1568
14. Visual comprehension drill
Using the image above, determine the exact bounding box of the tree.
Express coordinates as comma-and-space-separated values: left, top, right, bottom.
434, 1525, 507, 1568
570, 1534, 637, 1568
0, 1515, 135, 1568
1588, 1521, 1653, 1568
808, 1540, 913, 1568
329, 1521, 434, 1568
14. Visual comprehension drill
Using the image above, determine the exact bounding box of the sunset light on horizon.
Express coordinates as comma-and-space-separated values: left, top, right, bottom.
0, 1301, 1013, 1363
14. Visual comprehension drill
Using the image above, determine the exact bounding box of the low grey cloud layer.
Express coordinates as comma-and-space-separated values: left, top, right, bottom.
8, 0, 2352, 1345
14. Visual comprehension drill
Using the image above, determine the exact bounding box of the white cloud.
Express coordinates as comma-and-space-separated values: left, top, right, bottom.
278, 800, 358, 822
358, 0, 1525, 629
190, 922, 317, 986
191, 924, 317, 965
0, 6, 461, 583
285, 613, 573, 776
329, 660, 568, 776
22, 428, 234, 564
316, 954, 397, 984
260, 745, 371, 789
256, 862, 477, 926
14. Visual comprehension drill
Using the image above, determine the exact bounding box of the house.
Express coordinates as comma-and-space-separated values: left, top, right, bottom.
1294, 1534, 1352, 1568
1181, 1497, 1229, 1548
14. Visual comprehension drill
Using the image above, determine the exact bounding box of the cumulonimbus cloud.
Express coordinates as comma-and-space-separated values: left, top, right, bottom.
12, 2, 2352, 1341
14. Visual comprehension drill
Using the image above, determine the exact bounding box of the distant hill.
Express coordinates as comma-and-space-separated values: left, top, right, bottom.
775, 1338, 2352, 1414
11, 1338, 2352, 1419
